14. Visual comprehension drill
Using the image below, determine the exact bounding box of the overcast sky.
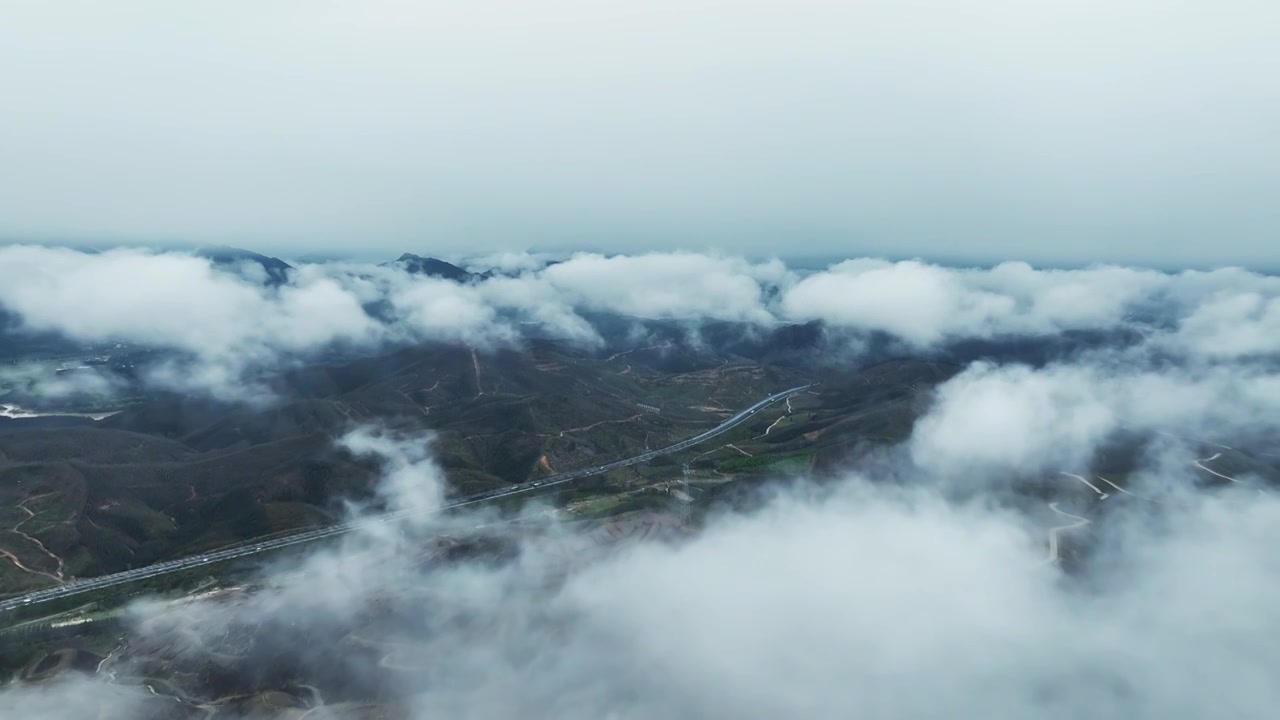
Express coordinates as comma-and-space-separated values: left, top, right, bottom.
2, 0, 1277, 267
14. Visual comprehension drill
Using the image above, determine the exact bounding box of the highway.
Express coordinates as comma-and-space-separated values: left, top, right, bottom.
0, 384, 812, 613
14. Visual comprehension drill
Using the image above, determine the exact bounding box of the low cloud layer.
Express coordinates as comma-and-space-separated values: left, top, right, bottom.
5, 406, 1278, 718
782, 260, 1165, 346
2, 242, 1280, 397
4, 243, 1280, 714
3, 245, 1280, 401
909, 361, 1280, 481
5, 247, 1280, 720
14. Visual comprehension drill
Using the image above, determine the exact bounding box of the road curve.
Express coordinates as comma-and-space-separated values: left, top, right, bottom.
1042, 502, 1090, 566
1193, 453, 1241, 484
0, 385, 812, 613
1060, 472, 1109, 500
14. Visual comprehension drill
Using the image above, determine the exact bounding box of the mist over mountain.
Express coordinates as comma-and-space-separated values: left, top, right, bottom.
3, 1, 1279, 714
385, 254, 489, 283
0, 240, 1277, 718
195, 246, 295, 287
2, 245, 1270, 401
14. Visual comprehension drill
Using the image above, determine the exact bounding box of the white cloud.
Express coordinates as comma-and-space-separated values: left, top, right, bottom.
386, 276, 516, 347
909, 359, 1280, 480
339, 428, 446, 523
73, 459, 1280, 719
539, 252, 781, 323
464, 251, 559, 275
0, 362, 120, 401
782, 259, 1011, 345
1170, 291, 1280, 359
909, 362, 1118, 478
0, 245, 380, 399
0, 677, 148, 719
554, 483, 1280, 719
4, 245, 1280, 404
781, 259, 1169, 348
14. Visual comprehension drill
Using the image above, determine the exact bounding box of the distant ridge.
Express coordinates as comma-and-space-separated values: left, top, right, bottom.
386, 253, 490, 282
196, 246, 294, 286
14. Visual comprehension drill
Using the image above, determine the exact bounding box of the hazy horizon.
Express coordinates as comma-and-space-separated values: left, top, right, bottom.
4, 0, 1278, 268
5, 239, 1278, 276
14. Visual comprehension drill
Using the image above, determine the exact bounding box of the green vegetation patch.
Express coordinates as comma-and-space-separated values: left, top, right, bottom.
717, 451, 813, 475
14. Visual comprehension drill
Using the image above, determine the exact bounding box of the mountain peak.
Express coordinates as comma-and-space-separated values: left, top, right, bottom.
389, 254, 487, 282
196, 246, 294, 286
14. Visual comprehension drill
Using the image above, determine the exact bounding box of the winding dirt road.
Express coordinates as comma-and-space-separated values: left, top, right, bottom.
1060, 472, 1109, 500
1042, 503, 1090, 565
1193, 453, 1240, 483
